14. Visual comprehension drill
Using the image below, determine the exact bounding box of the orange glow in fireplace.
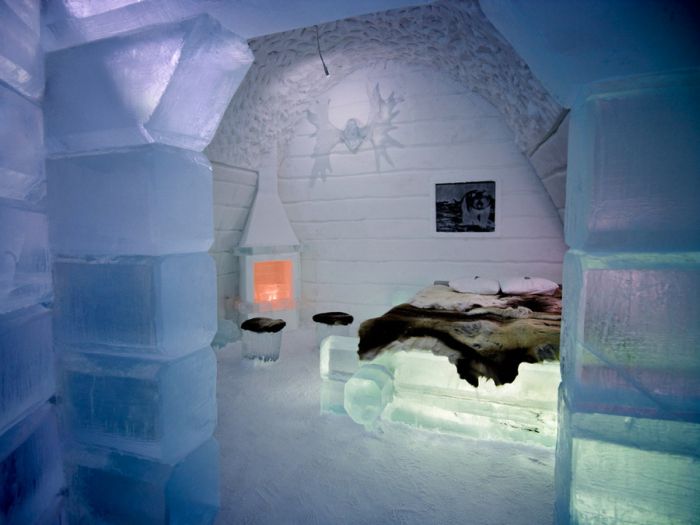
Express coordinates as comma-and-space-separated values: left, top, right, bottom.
253, 260, 293, 303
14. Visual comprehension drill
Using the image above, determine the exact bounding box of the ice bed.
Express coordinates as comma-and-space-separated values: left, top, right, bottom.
320, 280, 562, 447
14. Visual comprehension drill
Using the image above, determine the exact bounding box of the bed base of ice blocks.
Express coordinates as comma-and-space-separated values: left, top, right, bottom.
0, 203, 51, 315
47, 145, 213, 256
0, 0, 42, 100
59, 347, 217, 462
0, 304, 54, 433
241, 330, 283, 362
562, 250, 700, 420
555, 388, 700, 525
566, 69, 700, 251
321, 336, 560, 445
44, 14, 252, 154
53, 253, 216, 357
0, 404, 65, 525
0, 84, 44, 202
65, 438, 220, 525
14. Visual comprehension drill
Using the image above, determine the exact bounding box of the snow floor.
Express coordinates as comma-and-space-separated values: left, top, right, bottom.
215, 328, 555, 525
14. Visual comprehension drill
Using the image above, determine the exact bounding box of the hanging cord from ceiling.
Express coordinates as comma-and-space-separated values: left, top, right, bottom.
314, 25, 330, 76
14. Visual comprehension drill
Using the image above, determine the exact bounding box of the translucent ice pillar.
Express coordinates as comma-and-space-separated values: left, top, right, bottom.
1, 1, 65, 521
44, 9, 251, 523
556, 69, 700, 524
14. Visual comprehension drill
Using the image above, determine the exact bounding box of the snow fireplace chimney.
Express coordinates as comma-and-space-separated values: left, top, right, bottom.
236, 150, 300, 328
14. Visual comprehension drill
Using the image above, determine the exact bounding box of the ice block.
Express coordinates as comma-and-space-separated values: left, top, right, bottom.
0, 404, 65, 525
562, 250, 700, 420
566, 69, 700, 251
65, 438, 219, 524
53, 253, 216, 357
320, 336, 361, 415
0, 0, 43, 99
44, 14, 253, 154
0, 304, 54, 433
319, 335, 360, 382
59, 347, 216, 462
0, 84, 44, 204
387, 351, 560, 446
344, 357, 395, 429
0, 203, 51, 314
47, 145, 213, 256
555, 387, 700, 525
43, 0, 228, 51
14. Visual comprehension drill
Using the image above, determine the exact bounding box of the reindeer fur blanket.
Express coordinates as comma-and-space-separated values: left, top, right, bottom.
358, 285, 561, 387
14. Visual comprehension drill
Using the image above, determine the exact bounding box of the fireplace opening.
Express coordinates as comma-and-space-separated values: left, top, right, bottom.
254, 259, 293, 304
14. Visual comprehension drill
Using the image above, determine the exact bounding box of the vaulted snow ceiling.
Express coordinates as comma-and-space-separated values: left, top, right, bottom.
207, 0, 569, 219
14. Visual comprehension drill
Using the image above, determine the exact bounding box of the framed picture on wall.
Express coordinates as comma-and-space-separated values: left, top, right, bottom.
432, 176, 501, 236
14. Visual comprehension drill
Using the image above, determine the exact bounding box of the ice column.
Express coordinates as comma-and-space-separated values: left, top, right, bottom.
44, 9, 252, 523
556, 69, 700, 524
1, 1, 65, 522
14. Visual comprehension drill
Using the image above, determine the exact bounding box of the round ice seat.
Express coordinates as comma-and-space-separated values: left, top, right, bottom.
312, 311, 354, 347
240, 317, 286, 361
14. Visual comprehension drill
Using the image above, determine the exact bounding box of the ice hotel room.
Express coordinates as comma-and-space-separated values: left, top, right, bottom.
1, 0, 699, 523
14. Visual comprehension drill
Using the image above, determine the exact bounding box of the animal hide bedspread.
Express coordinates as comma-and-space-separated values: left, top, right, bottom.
358, 285, 561, 387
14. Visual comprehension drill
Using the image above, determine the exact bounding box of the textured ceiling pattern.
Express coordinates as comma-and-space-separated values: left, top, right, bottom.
206, 0, 566, 216
208, 0, 561, 165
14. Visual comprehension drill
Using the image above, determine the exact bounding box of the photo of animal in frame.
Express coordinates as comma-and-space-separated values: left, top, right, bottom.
435, 180, 496, 233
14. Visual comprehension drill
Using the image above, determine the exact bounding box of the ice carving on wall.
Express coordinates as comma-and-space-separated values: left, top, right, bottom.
306, 84, 403, 180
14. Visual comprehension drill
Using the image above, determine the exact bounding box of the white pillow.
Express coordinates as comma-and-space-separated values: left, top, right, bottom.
500, 276, 558, 295
448, 276, 501, 295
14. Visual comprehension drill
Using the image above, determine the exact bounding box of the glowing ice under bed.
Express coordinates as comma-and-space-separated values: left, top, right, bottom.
320, 335, 561, 447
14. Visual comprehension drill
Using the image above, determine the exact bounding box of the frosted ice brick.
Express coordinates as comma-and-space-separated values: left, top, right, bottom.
53, 253, 216, 356
0, 304, 53, 433
0, 404, 65, 525
43, 0, 226, 51
44, 14, 253, 154
562, 250, 700, 419
555, 388, 700, 525
47, 145, 213, 256
0, 84, 44, 204
0, 203, 51, 314
0, 0, 42, 99
566, 69, 700, 251
65, 437, 219, 524
320, 379, 348, 415
344, 358, 394, 428
319, 335, 360, 381
59, 347, 216, 461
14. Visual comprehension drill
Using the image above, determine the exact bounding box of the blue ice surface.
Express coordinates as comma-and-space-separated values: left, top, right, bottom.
565, 69, 700, 252
65, 437, 219, 524
555, 386, 700, 524
44, 13, 252, 154
0, 404, 65, 525
0, 84, 44, 204
0, 304, 54, 434
561, 250, 700, 421
60, 347, 217, 462
47, 145, 213, 257
53, 253, 217, 357
0, 202, 52, 315
0, 0, 43, 100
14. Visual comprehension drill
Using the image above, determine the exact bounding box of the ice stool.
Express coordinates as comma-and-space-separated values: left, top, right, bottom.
240, 317, 286, 361
312, 312, 354, 348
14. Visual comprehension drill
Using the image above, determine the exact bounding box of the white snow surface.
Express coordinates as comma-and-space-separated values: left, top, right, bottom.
215, 328, 555, 525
